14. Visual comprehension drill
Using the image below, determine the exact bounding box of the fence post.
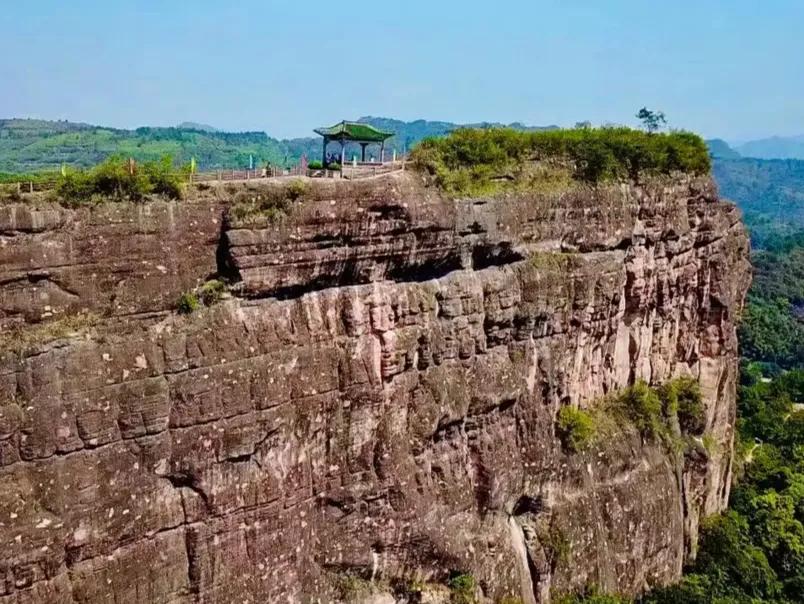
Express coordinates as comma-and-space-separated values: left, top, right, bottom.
29, 182, 34, 193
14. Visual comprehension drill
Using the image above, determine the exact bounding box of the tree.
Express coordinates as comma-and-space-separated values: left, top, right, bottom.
636, 107, 667, 133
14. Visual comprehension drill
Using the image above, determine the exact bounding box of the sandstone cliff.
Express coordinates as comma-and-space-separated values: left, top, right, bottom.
0, 172, 750, 603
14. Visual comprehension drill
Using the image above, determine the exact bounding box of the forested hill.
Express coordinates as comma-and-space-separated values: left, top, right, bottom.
0, 118, 305, 172
714, 157, 804, 246
0, 117, 554, 173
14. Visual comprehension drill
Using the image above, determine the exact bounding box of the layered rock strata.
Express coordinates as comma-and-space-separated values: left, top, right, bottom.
0, 172, 750, 603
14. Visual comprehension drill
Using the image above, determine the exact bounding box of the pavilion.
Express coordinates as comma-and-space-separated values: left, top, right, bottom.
314, 121, 395, 167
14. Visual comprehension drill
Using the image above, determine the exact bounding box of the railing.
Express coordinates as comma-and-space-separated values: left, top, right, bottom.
2, 158, 408, 193
189, 165, 307, 183
340, 159, 407, 180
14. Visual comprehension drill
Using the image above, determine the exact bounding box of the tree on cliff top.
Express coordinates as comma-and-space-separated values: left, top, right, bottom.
637, 108, 667, 133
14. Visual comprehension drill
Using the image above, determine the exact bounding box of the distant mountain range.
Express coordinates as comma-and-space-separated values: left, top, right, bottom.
734, 135, 804, 160
706, 136, 804, 161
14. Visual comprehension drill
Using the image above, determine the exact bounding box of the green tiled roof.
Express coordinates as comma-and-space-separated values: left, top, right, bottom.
314, 121, 394, 142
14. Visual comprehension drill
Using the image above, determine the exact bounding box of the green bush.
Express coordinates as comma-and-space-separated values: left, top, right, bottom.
177, 292, 200, 314
659, 376, 705, 435
557, 407, 596, 452
198, 279, 227, 306
447, 573, 476, 604
56, 155, 187, 202
616, 380, 663, 438
410, 126, 710, 195
307, 160, 323, 170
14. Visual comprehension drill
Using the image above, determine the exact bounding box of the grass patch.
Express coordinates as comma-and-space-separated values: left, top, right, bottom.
198, 279, 227, 306
333, 573, 391, 602
0, 313, 98, 356
177, 292, 200, 314
529, 251, 578, 271
0, 183, 24, 203
177, 280, 229, 314
411, 126, 710, 196
228, 180, 307, 226
538, 522, 572, 568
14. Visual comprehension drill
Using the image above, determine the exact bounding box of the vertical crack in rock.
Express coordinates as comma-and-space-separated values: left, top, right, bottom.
165, 472, 213, 517
508, 512, 544, 604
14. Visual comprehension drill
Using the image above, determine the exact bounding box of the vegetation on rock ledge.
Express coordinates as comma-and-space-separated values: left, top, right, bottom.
411, 127, 710, 195
556, 377, 705, 455
56, 155, 188, 202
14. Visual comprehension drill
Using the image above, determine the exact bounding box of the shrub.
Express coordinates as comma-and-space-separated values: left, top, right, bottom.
658, 376, 705, 435
0, 183, 23, 202
556, 407, 596, 452
198, 279, 226, 306
307, 160, 323, 170
177, 292, 200, 314
616, 380, 663, 438
285, 179, 306, 201
447, 573, 476, 604
56, 156, 187, 202
674, 377, 705, 434
410, 126, 710, 195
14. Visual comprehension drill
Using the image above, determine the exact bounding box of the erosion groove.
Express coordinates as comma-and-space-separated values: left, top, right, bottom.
0, 172, 749, 603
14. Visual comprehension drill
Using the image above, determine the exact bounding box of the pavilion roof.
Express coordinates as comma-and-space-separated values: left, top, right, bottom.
314, 121, 394, 143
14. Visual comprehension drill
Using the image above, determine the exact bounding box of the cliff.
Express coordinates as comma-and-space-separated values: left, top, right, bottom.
0, 172, 750, 603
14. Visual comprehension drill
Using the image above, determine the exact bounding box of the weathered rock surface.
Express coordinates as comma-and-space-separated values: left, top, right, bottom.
0, 173, 750, 603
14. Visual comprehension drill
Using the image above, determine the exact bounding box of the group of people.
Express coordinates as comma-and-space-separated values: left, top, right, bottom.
325, 152, 343, 165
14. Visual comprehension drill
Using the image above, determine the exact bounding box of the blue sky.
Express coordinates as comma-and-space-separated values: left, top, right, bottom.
2, 0, 803, 140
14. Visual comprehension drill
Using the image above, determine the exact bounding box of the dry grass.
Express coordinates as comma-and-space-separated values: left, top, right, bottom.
0, 312, 99, 356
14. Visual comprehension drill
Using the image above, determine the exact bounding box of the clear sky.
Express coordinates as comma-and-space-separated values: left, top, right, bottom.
2, 0, 803, 140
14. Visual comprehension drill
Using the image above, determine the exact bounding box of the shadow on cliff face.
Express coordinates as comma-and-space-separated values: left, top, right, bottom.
215, 214, 242, 283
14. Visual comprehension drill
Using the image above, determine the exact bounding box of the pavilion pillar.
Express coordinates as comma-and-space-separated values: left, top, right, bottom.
322, 136, 328, 167
340, 139, 345, 166
360, 143, 368, 163
380, 141, 385, 164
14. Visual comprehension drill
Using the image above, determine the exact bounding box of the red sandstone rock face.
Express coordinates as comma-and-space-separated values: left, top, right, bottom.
0, 173, 750, 603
